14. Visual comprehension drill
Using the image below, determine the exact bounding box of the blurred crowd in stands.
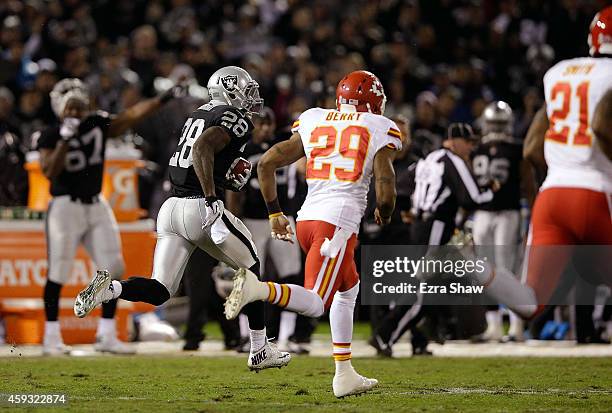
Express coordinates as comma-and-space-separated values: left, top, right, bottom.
0, 0, 602, 165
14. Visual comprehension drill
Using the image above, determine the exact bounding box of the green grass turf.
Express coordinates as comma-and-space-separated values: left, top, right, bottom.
198, 320, 371, 342
1, 356, 610, 412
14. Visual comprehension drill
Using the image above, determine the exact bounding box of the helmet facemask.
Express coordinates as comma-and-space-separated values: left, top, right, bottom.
233, 81, 264, 118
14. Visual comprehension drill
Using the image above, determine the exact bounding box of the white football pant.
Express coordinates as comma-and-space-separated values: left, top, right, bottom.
46, 195, 124, 284
152, 197, 258, 296
243, 217, 301, 278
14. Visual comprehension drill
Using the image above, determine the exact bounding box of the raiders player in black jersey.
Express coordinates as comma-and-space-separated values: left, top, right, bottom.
74, 66, 291, 371
36, 78, 184, 355
471, 101, 535, 342
226, 107, 305, 353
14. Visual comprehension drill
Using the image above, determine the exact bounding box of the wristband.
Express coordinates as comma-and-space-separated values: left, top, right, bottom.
268, 212, 283, 219
266, 197, 282, 215
204, 195, 218, 206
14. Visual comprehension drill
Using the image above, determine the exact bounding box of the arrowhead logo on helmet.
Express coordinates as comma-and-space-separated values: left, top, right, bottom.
370, 78, 385, 97
588, 6, 612, 56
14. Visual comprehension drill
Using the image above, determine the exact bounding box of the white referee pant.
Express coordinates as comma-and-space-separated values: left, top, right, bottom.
152, 197, 258, 296
472, 209, 520, 272
243, 217, 301, 279
46, 195, 125, 284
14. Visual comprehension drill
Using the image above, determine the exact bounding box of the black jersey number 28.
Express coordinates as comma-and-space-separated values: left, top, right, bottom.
169, 117, 206, 168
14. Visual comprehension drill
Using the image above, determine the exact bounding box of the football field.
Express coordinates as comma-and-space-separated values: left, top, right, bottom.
1, 354, 610, 412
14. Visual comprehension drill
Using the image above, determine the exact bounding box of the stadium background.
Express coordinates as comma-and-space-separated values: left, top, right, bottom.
0, 0, 610, 345
0, 1, 611, 411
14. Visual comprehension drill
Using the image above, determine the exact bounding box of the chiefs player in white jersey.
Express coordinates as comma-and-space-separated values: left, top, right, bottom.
479, 6, 612, 319
223, 71, 402, 397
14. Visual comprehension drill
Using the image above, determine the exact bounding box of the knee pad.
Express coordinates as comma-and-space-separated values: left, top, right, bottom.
303, 291, 325, 318
47, 257, 73, 284
334, 282, 359, 306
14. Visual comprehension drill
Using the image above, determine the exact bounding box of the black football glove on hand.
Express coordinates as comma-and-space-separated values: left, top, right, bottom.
59, 117, 80, 142
159, 83, 187, 104
225, 157, 252, 192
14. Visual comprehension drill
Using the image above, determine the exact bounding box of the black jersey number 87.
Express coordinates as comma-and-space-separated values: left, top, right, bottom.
169, 117, 206, 168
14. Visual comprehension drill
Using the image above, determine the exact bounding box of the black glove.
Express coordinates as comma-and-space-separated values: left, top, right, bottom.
159, 84, 187, 104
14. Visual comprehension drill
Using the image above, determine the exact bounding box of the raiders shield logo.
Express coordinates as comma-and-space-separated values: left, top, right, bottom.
221, 75, 238, 91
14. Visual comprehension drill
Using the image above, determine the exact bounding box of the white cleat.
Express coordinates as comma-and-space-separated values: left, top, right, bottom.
247, 340, 291, 372
481, 325, 503, 342
224, 268, 266, 320
74, 270, 113, 318
94, 335, 136, 355
42, 335, 72, 356
507, 317, 525, 342
278, 340, 310, 355
333, 367, 378, 398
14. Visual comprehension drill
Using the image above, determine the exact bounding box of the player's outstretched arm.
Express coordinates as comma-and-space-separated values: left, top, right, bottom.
373, 146, 397, 226
107, 85, 184, 137
523, 105, 548, 178
192, 126, 231, 198
258, 133, 304, 241
592, 88, 612, 161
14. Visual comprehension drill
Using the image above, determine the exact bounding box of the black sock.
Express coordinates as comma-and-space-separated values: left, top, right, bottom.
119, 277, 170, 306
244, 262, 265, 330
102, 298, 118, 319
244, 301, 266, 331
44, 280, 62, 321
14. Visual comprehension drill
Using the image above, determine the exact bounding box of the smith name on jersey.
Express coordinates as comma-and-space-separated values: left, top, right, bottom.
35, 112, 111, 198
169, 101, 254, 197
542, 56, 612, 193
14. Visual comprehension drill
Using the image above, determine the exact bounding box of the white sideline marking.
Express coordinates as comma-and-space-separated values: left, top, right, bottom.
1, 339, 612, 358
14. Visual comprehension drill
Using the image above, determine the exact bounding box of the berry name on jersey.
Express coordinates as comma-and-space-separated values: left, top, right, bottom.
292, 107, 402, 233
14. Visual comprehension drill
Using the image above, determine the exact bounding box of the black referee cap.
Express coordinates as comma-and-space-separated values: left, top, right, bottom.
447, 122, 476, 141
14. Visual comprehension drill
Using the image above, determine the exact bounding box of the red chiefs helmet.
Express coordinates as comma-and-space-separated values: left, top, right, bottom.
336, 70, 387, 115
588, 6, 612, 56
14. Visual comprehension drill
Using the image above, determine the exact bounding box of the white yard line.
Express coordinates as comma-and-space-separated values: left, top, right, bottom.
395, 388, 612, 395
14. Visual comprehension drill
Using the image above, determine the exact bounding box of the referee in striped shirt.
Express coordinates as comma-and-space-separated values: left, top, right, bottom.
410, 122, 499, 245
370, 123, 499, 356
